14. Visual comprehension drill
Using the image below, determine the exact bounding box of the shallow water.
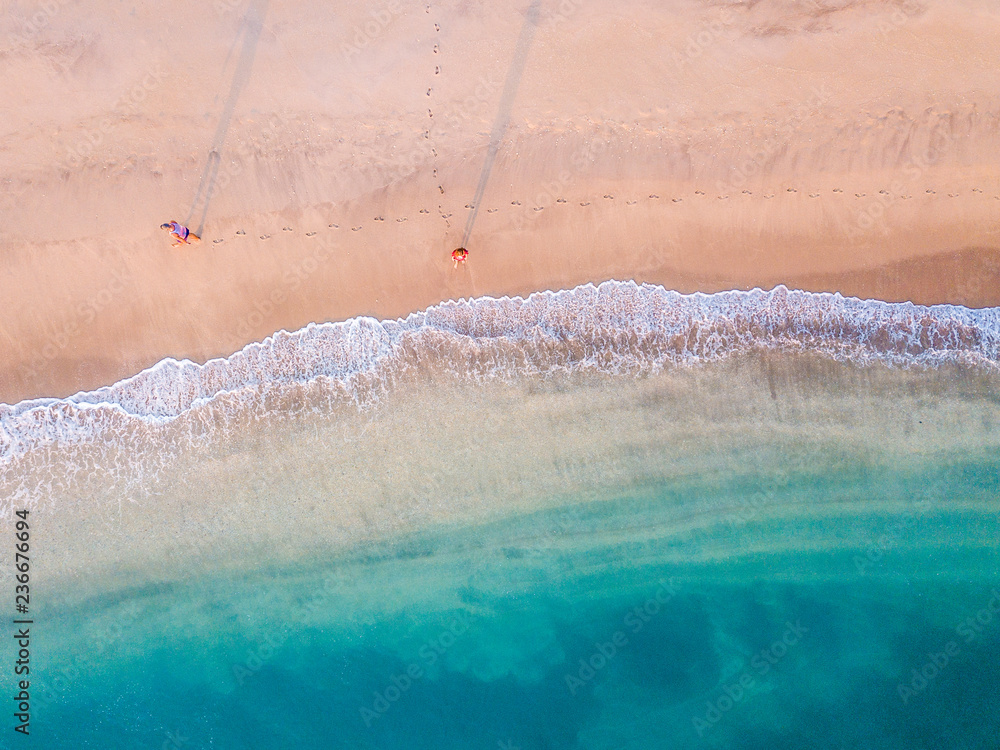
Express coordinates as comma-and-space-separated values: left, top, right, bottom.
31, 460, 1000, 748
2, 285, 999, 748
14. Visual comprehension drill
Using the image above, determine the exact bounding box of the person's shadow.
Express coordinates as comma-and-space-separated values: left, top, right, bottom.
186, 0, 270, 238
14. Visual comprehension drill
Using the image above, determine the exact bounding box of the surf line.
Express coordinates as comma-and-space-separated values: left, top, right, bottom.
186, 0, 270, 237
460, 0, 541, 250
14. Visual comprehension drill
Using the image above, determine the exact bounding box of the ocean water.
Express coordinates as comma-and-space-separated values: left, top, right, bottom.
2, 282, 999, 749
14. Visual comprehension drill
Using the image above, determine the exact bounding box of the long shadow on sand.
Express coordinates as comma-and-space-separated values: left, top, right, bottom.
186, 0, 270, 237
461, 0, 542, 249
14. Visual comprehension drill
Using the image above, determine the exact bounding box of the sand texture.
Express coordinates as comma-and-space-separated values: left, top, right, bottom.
1, 0, 999, 401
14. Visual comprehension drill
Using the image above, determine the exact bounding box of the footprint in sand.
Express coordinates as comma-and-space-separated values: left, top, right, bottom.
626, 200, 637, 205
672, 198, 682, 203
809, 193, 819, 198
742, 190, 752, 195
717, 195, 728, 200
833, 188, 843, 193
787, 188, 797, 193
649, 194, 659, 199
419, 209, 429, 214
972, 187, 982, 193
213, 239, 224, 244
236, 229, 246, 235
283, 227, 293, 232
926, 189, 936, 194
948, 193, 958, 198
694, 190, 704, 195
901, 195, 911, 200
603, 194, 614, 199
306, 231, 316, 236
487, 208, 498, 213
465, 204, 474, 209
533, 207, 544, 212
511, 200, 521, 206
764, 194, 773, 199
351, 226, 361, 231
442, 213, 452, 219
396, 218, 407, 222
260, 234, 270, 240
557, 198, 567, 203
328, 223, 339, 228
879, 190, 889, 195
580, 201, 590, 206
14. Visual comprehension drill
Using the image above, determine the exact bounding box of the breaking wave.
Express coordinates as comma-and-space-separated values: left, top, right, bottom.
1, 281, 998, 504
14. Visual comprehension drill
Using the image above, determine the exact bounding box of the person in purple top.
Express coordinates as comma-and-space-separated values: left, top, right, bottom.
160, 221, 201, 247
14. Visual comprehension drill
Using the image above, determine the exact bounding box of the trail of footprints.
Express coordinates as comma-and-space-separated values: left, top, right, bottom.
207, 187, 999, 243
203, 5, 998, 245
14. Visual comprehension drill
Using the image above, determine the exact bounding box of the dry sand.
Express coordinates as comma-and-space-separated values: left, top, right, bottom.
1, 0, 999, 402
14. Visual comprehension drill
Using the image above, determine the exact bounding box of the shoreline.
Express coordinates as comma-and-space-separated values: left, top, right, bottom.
3, 280, 998, 420
4, 199, 999, 405
3, 0, 1000, 402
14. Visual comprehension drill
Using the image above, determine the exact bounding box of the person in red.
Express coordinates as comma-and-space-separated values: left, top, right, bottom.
452, 247, 469, 269
160, 221, 201, 247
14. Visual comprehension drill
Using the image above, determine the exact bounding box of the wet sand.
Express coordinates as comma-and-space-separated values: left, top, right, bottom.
2, 0, 999, 402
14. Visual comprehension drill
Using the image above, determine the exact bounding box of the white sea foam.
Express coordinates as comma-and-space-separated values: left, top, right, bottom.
2, 281, 998, 479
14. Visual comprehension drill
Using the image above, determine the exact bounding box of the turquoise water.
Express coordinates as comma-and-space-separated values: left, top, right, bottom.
32, 453, 1000, 749
5, 285, 1000, 748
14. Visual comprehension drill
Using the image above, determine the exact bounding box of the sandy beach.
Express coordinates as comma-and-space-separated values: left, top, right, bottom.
4, 5, 1000, 745
2, 0, 999, 402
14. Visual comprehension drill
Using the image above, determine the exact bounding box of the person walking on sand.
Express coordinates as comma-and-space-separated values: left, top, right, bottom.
161, 221, 200, 247
452, 247, 468, 269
